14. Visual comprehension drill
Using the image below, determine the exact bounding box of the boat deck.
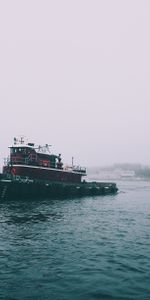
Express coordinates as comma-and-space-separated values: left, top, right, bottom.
0, 177, 118, 200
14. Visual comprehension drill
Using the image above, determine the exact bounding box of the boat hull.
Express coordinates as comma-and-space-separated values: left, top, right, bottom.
3, 164, 83, 183
0, 179, 118, 200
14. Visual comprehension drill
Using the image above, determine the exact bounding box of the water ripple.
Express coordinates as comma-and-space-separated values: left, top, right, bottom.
0, 181, 150, 299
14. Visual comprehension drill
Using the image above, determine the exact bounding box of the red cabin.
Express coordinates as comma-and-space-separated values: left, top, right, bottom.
3, 137, 86, 184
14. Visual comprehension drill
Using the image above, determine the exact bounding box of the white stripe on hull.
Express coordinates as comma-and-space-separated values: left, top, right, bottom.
11, 164, 85, 176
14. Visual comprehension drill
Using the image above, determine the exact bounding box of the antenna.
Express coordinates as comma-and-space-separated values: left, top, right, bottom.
14, 137, 17, 145
72, 156, 74, 167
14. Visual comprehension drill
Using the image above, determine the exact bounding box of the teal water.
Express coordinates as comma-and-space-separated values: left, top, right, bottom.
0, 181, 150, 300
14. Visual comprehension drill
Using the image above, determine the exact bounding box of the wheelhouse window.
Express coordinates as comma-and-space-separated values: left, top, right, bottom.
11, 147, 29, 155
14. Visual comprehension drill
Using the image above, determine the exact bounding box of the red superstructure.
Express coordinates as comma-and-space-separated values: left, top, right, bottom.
3, 137, 86, 184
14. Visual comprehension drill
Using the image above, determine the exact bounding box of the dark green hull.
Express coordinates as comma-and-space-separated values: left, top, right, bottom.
0, 178, 118, 200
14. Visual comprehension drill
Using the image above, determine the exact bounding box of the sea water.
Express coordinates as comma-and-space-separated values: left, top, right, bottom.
0, 180, 150, 300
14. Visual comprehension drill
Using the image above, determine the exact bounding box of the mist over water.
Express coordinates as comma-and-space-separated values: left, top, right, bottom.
1, 1, 150, 167
0, 180, 150, 300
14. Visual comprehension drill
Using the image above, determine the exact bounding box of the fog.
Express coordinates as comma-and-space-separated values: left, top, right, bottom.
0, 0, 150, 168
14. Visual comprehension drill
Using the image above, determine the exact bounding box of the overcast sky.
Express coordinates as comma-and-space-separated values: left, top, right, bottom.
0, 0, 150, 168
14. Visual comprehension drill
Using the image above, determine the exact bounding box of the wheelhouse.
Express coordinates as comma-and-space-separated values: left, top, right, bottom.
9, 144, 62, 169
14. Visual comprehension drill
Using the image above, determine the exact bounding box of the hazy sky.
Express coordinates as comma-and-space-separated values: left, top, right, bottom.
0, 0, 150, 168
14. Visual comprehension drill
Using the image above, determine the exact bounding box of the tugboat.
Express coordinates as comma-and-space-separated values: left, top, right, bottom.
3, 137, 86, 184
0, 137, 118, 200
